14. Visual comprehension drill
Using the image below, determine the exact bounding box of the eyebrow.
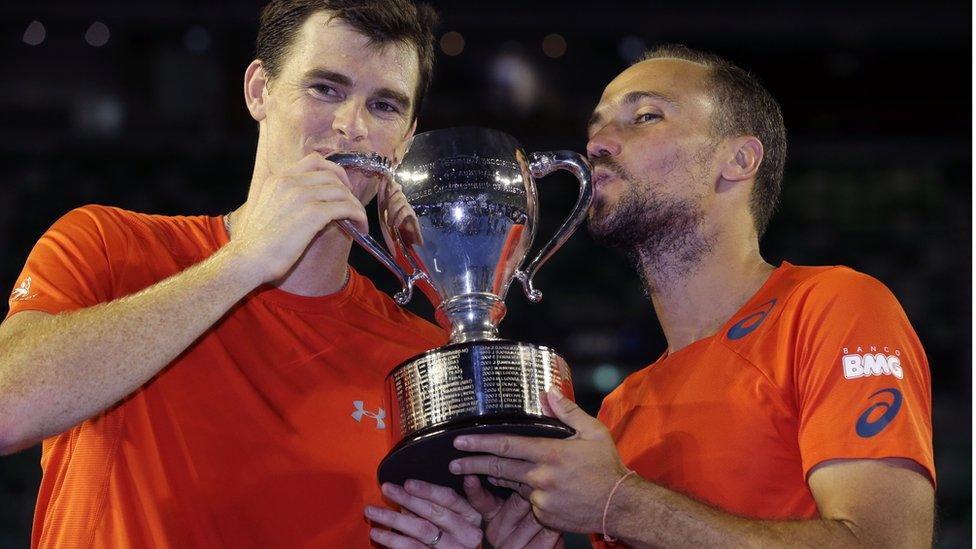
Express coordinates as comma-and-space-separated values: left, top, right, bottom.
587, 90, 679, 132
302, 68, 412, 111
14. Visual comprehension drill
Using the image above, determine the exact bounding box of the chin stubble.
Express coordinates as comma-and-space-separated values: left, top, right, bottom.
587, 155, 713, 295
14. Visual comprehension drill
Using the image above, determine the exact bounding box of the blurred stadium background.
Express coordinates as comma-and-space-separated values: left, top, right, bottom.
1, 0, 970, 546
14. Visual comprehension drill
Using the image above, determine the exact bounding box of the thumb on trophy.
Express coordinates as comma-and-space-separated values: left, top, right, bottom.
546, 387, 601, 438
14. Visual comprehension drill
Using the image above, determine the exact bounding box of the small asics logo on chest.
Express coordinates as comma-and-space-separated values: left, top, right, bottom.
727, 299, 777, 340
352, 400, 386, 429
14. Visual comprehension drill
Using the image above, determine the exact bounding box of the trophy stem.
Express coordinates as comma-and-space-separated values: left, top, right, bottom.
437, 294, 507, 343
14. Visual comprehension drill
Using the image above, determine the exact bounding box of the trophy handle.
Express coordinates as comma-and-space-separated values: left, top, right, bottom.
335, 220, 423, 305
515, 151, 594, 302
326, 152, 424, 305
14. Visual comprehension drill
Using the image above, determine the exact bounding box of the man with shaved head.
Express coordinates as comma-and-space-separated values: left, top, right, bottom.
450, 45, 936, 547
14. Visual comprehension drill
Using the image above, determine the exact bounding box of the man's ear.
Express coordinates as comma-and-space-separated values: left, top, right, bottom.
394, 118, 418, 162
244, 59, 269, 122
720, 136, 764, 183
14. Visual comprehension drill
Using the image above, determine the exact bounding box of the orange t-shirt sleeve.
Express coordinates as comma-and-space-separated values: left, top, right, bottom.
6, 206, 121, 320
793, 270, 934, 485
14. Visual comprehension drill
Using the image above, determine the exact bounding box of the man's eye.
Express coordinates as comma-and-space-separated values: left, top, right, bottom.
310, 84, 340, 98
635, 112, 661, 123
372, 101, 400, 114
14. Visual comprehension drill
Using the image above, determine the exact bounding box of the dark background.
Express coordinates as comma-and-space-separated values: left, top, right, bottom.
0, 1, 970, 547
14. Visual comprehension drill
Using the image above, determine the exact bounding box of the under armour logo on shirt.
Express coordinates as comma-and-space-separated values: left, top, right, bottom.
352, 400, 386, 429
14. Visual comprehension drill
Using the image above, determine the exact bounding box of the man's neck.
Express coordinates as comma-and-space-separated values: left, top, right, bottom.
640, 239, 774, 354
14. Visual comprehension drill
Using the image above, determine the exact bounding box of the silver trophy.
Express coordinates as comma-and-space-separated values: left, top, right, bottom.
329, 127, 593, 493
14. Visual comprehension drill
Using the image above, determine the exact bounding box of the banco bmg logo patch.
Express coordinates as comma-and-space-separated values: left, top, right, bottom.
855, 388, 902, 438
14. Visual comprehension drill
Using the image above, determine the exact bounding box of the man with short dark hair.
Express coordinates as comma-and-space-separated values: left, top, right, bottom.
449, 45, 936, 547
0, 1, 484, 546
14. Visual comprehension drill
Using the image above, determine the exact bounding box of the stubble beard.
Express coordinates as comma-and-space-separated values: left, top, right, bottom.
587, 156, 713, 295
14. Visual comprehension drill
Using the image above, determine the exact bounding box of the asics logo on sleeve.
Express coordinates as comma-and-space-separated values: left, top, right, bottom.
9, 276, 37, 302
352, 400, 386, 429
727, 299, 777, 340
855, 388, 902, 438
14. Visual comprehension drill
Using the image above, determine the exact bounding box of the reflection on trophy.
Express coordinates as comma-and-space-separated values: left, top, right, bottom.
329, 127, 593, 493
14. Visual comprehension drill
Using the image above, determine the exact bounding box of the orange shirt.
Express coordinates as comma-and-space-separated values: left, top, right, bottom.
597, 262, 934, 535
6, 205, 447, 548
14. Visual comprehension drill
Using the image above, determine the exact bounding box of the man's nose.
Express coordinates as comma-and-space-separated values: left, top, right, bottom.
332, 101, 368, 142
586, 128, 621, 160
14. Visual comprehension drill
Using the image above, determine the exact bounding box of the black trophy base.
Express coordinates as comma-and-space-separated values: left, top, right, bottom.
377, 415, 574, 498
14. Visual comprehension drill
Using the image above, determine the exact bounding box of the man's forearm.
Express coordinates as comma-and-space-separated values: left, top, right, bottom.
609, 480, 861, 548
0, 243, 261, 454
